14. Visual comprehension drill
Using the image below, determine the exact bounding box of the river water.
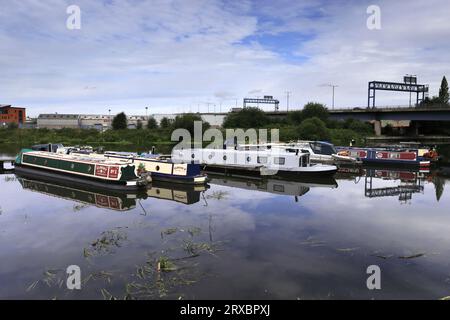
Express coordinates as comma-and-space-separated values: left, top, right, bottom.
1, 148, 450, 299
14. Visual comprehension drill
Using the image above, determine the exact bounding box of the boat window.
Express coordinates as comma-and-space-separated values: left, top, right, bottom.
309, 142, 336, 155
300, 155, 308, 167
257, 156, 268, 164
223, 155, 227, 160
246, 156, 251, 162
274, 157, 285, 165
273, 185, 285, 192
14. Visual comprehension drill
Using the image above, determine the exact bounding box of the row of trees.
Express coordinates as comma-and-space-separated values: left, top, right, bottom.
111, 112, 210, 134
109, 102, 371, 145
111, 112, 171, 130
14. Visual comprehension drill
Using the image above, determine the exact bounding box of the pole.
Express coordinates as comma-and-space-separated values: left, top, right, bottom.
285, 91, 291, 112
332, 86, 335, 110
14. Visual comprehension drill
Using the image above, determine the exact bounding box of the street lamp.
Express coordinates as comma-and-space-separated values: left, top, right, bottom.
324, 84, 338, 109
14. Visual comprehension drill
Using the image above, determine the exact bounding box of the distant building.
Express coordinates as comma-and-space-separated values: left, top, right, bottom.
37, 114, 80, 129
0, 105, 26, 127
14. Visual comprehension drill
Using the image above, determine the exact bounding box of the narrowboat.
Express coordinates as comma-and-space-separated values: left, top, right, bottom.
14, 148, 148, 190
171, 147, 338, 177
335, 147, 432, 167
84, 151, 208, 185
237, 141, 359, 164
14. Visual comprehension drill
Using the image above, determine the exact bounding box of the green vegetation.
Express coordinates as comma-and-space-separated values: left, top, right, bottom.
439, 76, 449, 105
222, 102, 373, 146
0, 104, 373, 151
172, 113, 210, 135
147, 117, 158, 129
421, 76, 449, 107
223, 107, 271, 128
112, 112, 127, 130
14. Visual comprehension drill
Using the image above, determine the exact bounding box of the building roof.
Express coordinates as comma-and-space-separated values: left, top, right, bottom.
38, 114, 80, 119
0, 105, 25, 110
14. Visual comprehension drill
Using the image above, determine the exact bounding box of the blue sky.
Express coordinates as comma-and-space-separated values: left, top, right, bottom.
1, 0, 449, 116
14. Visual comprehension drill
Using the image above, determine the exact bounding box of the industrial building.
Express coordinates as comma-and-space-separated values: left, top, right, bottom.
37, 113, 150, 130
0, 105, 26, 127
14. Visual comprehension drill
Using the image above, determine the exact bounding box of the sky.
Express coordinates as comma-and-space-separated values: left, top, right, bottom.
1, 0, 449, 117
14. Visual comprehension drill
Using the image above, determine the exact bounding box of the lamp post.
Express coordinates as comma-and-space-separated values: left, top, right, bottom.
285, 91, 291, 112
326, 84, 338, 109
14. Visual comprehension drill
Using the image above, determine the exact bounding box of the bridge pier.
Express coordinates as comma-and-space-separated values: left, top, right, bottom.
374, 120, 382, 136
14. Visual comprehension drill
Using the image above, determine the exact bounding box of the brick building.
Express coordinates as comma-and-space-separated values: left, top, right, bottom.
0, 105, 26, 127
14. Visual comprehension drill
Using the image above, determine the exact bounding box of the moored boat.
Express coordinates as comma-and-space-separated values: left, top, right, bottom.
336, 146, 433, 167
15, 148, 148, 190
89, 151, 208, 185
238, 141, 359, 164
172, 147, 337, 176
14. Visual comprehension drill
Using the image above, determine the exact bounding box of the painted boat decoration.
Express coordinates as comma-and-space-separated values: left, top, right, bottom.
336, 147, 432, 167
14, 149, 148, 190
171, 147, 337, 176
96, 151, 208, 185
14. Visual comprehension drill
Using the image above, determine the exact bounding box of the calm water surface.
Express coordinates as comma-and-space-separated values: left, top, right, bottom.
1, 149, 450, 299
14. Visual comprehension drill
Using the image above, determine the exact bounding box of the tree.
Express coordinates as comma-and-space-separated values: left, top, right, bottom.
172, 113, 210, 135
297, 117, 330, 141
111, 112, 127, 130
286, 110, 303, 125
439, 76, 449, 105
147, 117, 158, 129
136, 120, 143, 130
301, 102, 329, 122
223, 107, 270, 128
160, 117, 171, 129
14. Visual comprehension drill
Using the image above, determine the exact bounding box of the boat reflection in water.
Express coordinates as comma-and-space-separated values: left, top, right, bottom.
207, 172, 338, 201
16, 173, 208, 211
337, 165, 431, 203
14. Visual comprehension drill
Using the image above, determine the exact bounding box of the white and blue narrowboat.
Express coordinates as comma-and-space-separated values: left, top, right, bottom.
97, 151, 208, 185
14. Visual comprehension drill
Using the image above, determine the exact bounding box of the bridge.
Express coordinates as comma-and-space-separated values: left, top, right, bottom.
263, 106, 450, 135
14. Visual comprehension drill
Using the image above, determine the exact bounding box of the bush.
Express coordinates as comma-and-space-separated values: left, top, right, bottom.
301, 102, 329, 122
297, 117, 330, 141
160, 117, 171, 129
172, 113, 210, 135
329, 128, 364, 146
112, 112, 127, 130
286, 110, 303, 125
223, 107, 270, 128
147, 117, 158, 129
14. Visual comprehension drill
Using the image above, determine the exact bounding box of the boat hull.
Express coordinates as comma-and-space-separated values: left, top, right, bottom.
14, 165, 146, 190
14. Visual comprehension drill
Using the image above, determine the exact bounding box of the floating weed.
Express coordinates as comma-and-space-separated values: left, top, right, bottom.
188, 227, 202, 237
161, 228, 178, 238
100, 288, 116, 300
89, 229, 127, 256
398, 253, 426, 259
300, 236, 327, 246
206, 191, 229, 200
157, 256, 177, 272
336, 247, 360, 252
26, 280, 40, 292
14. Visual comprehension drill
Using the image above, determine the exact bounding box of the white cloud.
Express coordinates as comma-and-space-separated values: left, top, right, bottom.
0, 0, 449, 116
